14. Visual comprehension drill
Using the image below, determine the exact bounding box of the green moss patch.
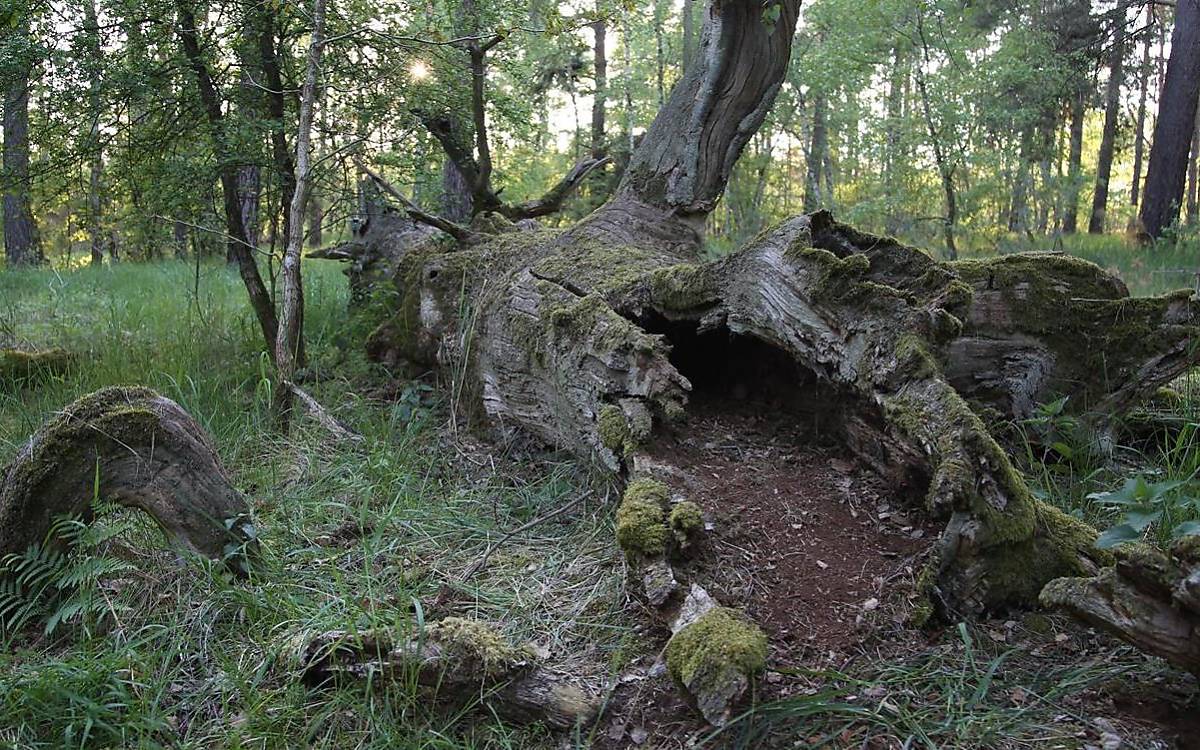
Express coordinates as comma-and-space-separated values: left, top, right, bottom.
615, 479, 670, 558
425, 617, 530, 680
669, 501, 704, 548
665, 606, 767, 704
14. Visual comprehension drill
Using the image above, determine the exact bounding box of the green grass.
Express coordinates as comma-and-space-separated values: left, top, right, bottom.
0, 260, 630, 749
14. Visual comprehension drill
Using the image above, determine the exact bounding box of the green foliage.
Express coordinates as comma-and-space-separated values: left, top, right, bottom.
0, 500, 136, 640
1089, 475, 1200, 549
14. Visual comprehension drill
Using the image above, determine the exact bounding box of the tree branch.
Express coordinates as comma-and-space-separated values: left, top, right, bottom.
502, 156, 612, 219
354, 158, 484, 244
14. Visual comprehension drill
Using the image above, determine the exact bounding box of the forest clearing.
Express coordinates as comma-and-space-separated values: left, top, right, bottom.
3, 0, 1200, 748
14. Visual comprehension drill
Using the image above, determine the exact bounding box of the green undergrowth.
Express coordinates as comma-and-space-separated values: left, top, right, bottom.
0, 260, 628, 749
717, 623, 1173, 749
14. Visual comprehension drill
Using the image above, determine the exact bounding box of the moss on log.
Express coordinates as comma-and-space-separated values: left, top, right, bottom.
0, 387, 257, 571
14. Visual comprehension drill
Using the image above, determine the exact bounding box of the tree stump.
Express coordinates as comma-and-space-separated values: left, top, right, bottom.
0, 387, 257, 571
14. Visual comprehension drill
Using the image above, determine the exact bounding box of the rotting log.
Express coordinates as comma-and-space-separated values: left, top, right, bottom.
0, 387, 257, 571
313, 0, 1200, 725
361, 208, 1200, 618
0, 347, 73, 390
298, 618, 598, 730
1041, 539, 1200, 675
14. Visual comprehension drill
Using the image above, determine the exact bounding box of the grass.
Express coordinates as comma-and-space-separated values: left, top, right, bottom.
0, 251, 1196, 748
0, 260, 630, 749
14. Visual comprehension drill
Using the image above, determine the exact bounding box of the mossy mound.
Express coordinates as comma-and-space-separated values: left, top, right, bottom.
665, 606, 768, 725
425, 617, 531, 681
668, 501, 704, 549
0, 347, 73, 389
615, 479, 670, 558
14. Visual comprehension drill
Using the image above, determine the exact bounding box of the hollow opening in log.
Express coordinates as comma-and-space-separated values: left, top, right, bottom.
638, 316, 938, 658
643, 314, 845, 446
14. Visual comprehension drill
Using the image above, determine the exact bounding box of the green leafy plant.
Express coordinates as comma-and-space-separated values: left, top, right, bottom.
0, 499, 136, 639
1089, 474, 1200, 549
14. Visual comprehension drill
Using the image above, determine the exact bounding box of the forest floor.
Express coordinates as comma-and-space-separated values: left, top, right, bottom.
0, 249, 1198, 749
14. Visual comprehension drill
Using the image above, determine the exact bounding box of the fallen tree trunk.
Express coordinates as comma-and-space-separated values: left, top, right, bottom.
299, 618, 598, 729
362, 209, 1200, 617
1041, 540, 1200, 676
0, 387, 257, 571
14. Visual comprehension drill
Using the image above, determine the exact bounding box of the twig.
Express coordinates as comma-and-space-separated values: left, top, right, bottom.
283, 380, 364, 444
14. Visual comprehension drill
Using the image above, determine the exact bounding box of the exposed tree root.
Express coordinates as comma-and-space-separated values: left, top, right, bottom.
1042, 540, 1200, 676
0, 387, 257, 570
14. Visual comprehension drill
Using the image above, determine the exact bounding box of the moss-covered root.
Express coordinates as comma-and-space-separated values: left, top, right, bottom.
616, 479, 671, 558
300, 620, 599, 730
669, 500, 704, 551
1040, 542, 1200, 676
0, 347, 73, 390
0, 386, 256, 572
666, 606, 769, 726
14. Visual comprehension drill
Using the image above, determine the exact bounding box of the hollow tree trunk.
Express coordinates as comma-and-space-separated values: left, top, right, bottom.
346, 0, 1200, 624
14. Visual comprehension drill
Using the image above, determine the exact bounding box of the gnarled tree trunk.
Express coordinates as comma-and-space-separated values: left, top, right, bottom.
0, 387, 257, 570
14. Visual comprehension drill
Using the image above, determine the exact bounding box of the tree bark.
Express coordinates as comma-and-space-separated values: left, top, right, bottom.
681, 0, 696, 73
0, 387, 257, 571
2, 9, 43, 268
255, 8, 298, 255
590, 6, 607, 161
176, 0, 279, 354
1089, 1, 1129, 234
275, 0, 327, 423
1139, 0, 1200, 239
1130, 6, 1153, 209
914, 12, 957, 259
1188, 104, 1200, 224
1063, 89, 1086, 234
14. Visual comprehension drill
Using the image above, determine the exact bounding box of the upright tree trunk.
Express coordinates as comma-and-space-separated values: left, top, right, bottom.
570, 0, 802, 251
176, 1, 278, 353
275, 0, 328, 422
237, 165, 261, 249
255, 8, 297, 255
1188, 104, 1200, 225
804, 95, 828, 213
1130, 7, 1153, 208
307, 196, 323, 247
914, 12, 957, 259
681, 0, 696, 73
1062, 89, 1086, 233
1009, 129, 1033, 233
2, 11, 42, 267
173, 219, 189, 259
884, 43, 908, 236
1140, 0, 1200, 239
440, 160, 472, 222
590, 8, 607, 161
83, 0, 105, 267
1089, 1, 1128, 234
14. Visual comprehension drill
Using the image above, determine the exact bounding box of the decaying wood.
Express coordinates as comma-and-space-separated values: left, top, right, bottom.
1041, 540, 1200, 675
283, 381, 363, 444
299, 619, 598, 730
0, 387, 257, 570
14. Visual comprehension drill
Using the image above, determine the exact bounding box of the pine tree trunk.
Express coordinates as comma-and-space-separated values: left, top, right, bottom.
1139, 0, 1200, 239
590, 8, 607, 161
1062, 89, 1086, 233
1089, 1, 1128, 234
1130, 7, 1153, 209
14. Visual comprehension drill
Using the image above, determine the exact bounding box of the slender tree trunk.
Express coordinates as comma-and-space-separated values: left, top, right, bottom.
914, 12, 957, 259
173, 219, 188, 259
590, 7, 607, 160
256, 9, 297, 256
176, 1, 279, 352
1009, 129, 1033, 233
237, 166, 261, 249
275, 0, 328, 422
884, 43, 907, 236
440, 160, 472, 222
804, 95, 827, 213
2, 11, 43, 267
1188, 103, 1200, 225
1089, 1, 1129, 234
1063, 89, 1086, 233
654, 0, 666, 105
1130, 7, 1153, 208
681, 0, 696, 73
83, 0, 105, 267
1140, 0, 1200, 239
